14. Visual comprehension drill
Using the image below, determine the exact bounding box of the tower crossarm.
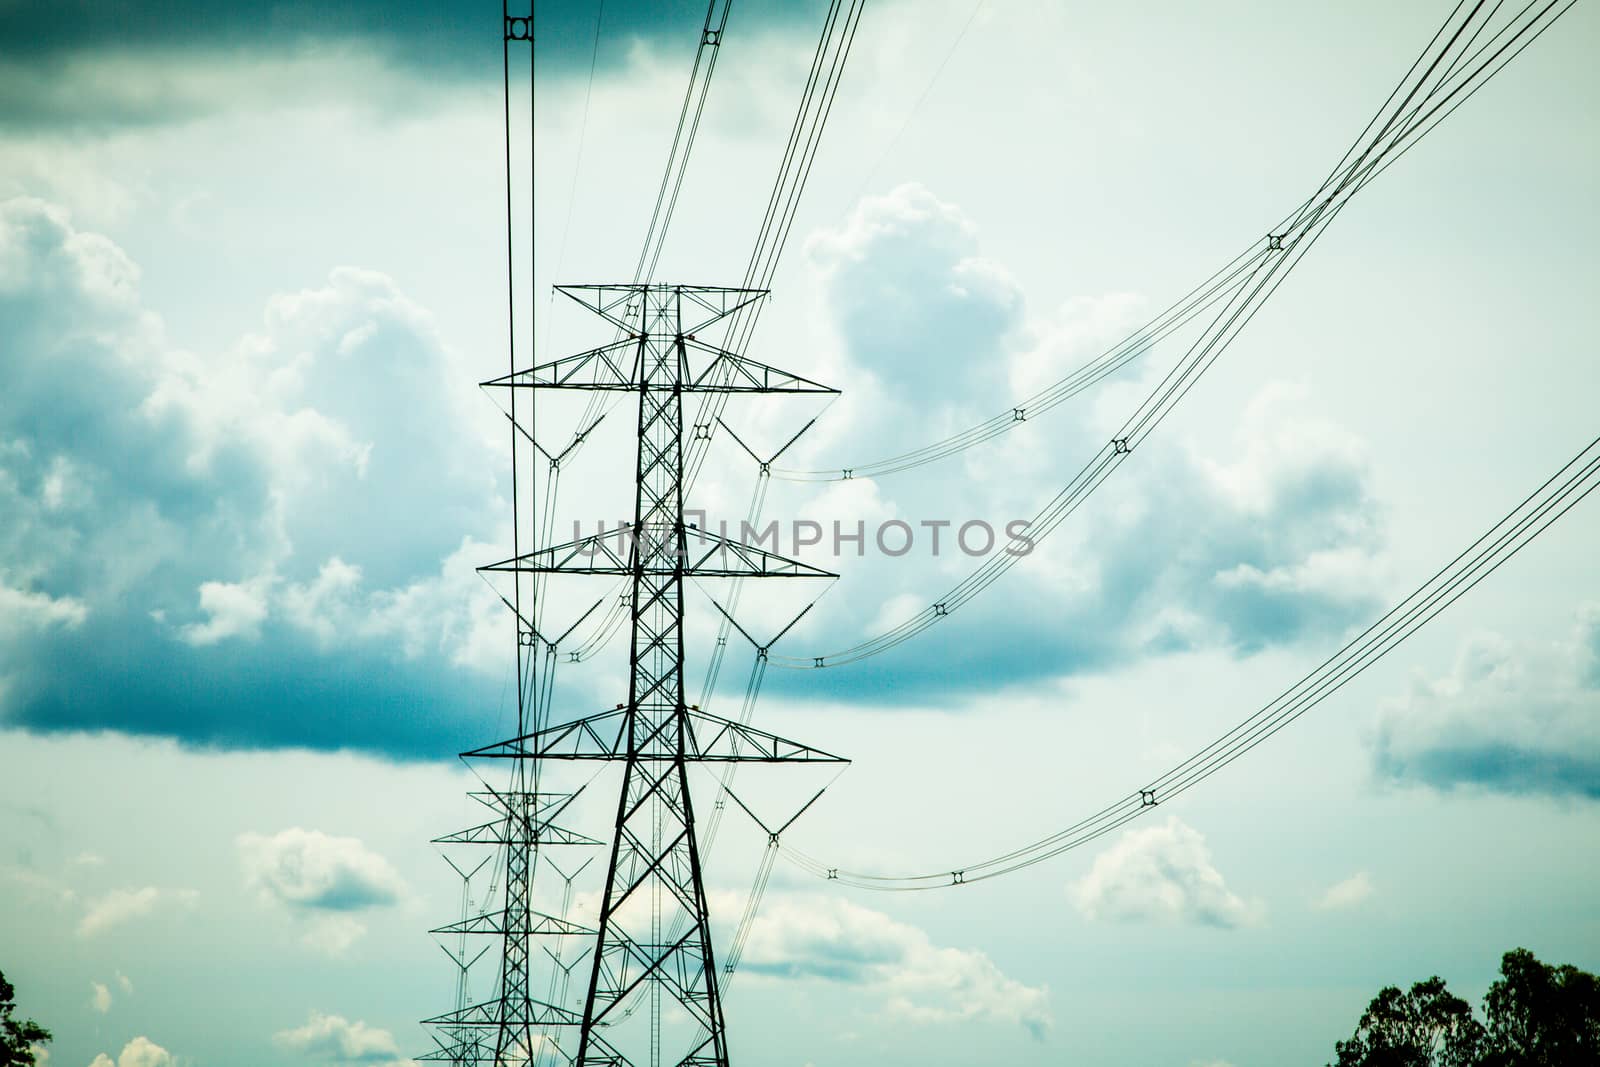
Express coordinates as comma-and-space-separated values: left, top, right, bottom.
558, 282, 767, 336
423, 997, 584, 1029
430, 908, 596, 938
462, 280, 852, 1067
461, 706, 849, 764
480, 524, 838, 579
481, 336, 640, 391
465, 787, 579, 822
684, 344, 839, 395
480, 282, 836, 396
417, 1033, 493, 1064
432, 818, 604, 848
482, 344, 838, 396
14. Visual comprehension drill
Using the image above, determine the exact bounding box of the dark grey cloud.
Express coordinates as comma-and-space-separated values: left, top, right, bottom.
768, 444, 1383, 706
1378, 745, 1600, 799
0, 197, 503, 759
759, 184, 1384, 707
1372, 616, 1600, 799
809, 183, 1026, 400
0, 0, 818, 129
0, 182, 1387, 758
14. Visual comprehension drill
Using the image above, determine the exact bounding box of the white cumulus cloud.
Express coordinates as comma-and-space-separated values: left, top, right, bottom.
86, 1037, 173, 1067
273, 1010, 403, 1061
180, 576, 272, 645
238, 828, 407, 954
1373, 606, 1600, 798
238, 827, 407, 911
89, 979, 111, 1013
302, 914, 369, 958
738, 893, 1051, 1037
0, 198, 506, 757
1314, 872, 1375, 911
0, 580, 86, 637
1069, 817, 1257, 928
77, 886, 198, 937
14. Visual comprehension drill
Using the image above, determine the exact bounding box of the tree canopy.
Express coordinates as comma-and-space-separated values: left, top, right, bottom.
0, 969, 50, 1067
1332, 949, 1599, 1067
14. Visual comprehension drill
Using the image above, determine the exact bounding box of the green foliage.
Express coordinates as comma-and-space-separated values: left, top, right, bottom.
1331, 949, 1600, 1067
0, 969, 51, 1067
1331, 976, 1485, 1067
1480, 948, 1600, 1066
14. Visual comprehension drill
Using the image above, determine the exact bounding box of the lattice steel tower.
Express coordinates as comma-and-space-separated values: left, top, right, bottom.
424, 283, 846, 1066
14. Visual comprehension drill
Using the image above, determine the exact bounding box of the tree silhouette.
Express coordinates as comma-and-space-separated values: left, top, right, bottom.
1331, 976, 1485, 1067
1480, 948, 1600, 1066
1331, 949, 1599, 1067
0, 969, 50, 1067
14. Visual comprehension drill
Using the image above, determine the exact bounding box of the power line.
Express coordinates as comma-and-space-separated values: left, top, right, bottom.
767, 0, 1575, 670
775, 433, 1600, 890
680, 0, 871, 498
774, 0, 1573, 486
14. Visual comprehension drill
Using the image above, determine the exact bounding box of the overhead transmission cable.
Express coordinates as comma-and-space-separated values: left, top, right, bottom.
766, 0, 1576, 671
776, 240, 1274, 481
668, 0, 868, 742
774, 0, 1574, 484
771, 433, 1600, 890
492, 0, 740, 728
546, 0, 607, 355
613, 11, 871, 946
478, 4, 744, 1034
511, 2, 740, 731
680, 0, 870, 500
556, 0, 738, 467
695, 1, 1568, 967
851, 0, 988, 202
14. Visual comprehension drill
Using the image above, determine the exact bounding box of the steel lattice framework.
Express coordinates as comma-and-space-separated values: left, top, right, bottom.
415, 0, 1588, 1059
425, 284, 844, 1066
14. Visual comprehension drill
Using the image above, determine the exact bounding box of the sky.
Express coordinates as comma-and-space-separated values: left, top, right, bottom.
1, 1, 1597, 1065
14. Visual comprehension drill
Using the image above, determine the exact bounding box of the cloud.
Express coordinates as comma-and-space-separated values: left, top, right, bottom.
1069, 817, 1257, 928
0, 1, 819, 129
1372, 607, 1600, 798
0, 197, 507, 757
179, 576, 272, 645
0, 580, 86, 637
89, 979, 111, 1013
807, 183, 1025, 404
238, 828, 407, 912
86, 1037, 173, 1067
755, 185, 1385, 706
238, 828, 406, 954
1314, 872, 1375, 911
77, 886, 198, 937
771, 187, 1386, 704
738, 894, 1051, 1037
0, 863, 75, 906
273, 1010, 403, 1061
302, 914, 370, 958
0, 183, 1387, 751
1582, 603, 1600, 688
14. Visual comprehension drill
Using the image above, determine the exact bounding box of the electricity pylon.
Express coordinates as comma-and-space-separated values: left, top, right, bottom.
428, 283, 846, 1066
